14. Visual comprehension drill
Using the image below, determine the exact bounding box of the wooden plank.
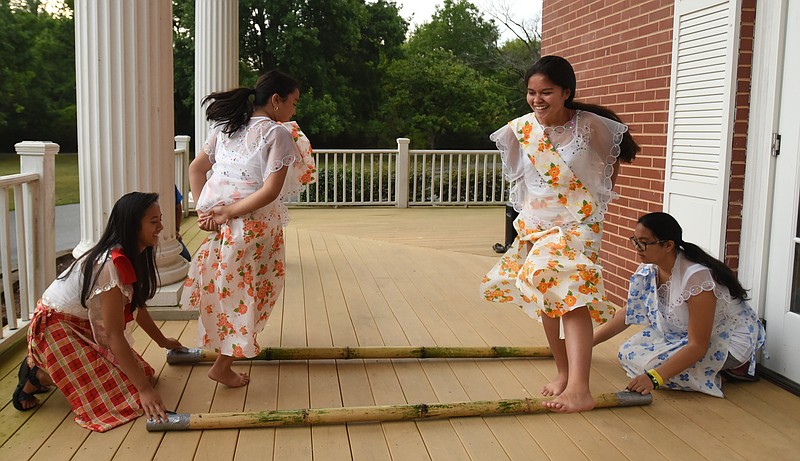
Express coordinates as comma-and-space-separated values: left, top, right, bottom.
337, 360, 391, 461
279, 226, 308, 348
321, 232, 382, 346
332, 234, 407, 345
297, 229, 333, 347
447, 359, 549, 461
366, 360, 431, 460
392, 360, 471, 461
154, 320, 218, 461
309, 361, 351, 461
233, 334, 280, 461
113, 320, 191, 461
272, 362, 312, 460
0, 342, 28, 402
421, 361, 511, 461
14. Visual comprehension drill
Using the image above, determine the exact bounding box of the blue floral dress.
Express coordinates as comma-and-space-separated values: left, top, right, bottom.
620, 253, 766, 397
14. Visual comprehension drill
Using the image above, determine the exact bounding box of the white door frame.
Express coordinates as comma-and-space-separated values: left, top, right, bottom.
738, 0, 787, 320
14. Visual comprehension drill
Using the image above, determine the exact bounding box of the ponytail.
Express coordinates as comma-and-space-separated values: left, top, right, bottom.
202, 88, 255, 136
525, 56, 640, 163
202, 70, 300, 136
638, 212, 748, 300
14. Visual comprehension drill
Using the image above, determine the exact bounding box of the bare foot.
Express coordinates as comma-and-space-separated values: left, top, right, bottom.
541, 377, 567, 396
543, 390, 595, 413
208, 367, 250, 388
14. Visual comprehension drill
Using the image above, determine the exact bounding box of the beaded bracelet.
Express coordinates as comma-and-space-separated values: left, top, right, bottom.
645, 369, 664, 389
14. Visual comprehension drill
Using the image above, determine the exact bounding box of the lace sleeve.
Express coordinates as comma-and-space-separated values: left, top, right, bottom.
86, 256, 133, 304
672, 264, 733, 307
202, 124, 222, 164
84, 254, 135, 348
490, 123, 524, 183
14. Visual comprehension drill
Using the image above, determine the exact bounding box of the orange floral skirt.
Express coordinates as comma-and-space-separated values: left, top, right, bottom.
480, 217, 615, 324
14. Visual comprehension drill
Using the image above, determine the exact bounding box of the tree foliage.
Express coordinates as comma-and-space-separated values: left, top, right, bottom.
0, 0, 76, 151
1, 0, 540, 152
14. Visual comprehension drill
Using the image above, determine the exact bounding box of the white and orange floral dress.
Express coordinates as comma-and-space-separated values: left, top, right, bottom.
181, 117, 315, 358
481, 110, 626, 324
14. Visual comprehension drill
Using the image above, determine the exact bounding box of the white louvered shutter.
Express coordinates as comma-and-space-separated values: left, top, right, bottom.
664, 0, 741, 258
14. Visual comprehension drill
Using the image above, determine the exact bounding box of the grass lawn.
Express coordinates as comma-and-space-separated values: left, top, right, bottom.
0, 153, 80, 207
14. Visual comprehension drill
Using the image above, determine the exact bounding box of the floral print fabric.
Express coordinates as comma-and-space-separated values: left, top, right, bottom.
481, 111, 625, 323
182, 118, 315, 358
620, 253, 767, 397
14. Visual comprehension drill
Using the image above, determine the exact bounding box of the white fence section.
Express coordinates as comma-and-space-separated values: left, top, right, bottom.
174, 135, 191, 217
286, 138, 506, 207
0, 142, 57, 342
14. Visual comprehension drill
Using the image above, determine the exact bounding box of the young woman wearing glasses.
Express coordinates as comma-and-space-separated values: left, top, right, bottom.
593, 212, 765, 397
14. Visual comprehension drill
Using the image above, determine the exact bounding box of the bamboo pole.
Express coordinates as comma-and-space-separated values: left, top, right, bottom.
166, 346, 553, 364
146, 392, 652, 431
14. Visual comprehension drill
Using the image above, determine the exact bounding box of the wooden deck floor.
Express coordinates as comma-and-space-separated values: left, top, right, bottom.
1, 207, 799, 460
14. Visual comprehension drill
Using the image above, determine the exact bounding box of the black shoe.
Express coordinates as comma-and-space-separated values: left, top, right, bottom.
492, 243, 510, 254
12, 358, 45, 411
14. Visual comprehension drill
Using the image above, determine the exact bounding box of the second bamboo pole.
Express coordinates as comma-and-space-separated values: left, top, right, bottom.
167, 346, 553, 364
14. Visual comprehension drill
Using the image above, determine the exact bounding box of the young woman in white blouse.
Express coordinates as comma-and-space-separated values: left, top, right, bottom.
14, 192, 183, 432
593, 212, 766, 397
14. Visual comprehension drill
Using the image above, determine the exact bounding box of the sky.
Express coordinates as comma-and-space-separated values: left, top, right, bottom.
396, 0, 542, 43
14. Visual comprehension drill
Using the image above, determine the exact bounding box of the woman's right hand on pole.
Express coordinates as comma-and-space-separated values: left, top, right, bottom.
139, 387, 168, 422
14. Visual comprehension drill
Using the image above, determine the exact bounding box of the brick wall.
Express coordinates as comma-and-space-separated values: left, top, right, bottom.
541, 0, 755, 305
725, 0, 756, 271
542, 0, 674, 306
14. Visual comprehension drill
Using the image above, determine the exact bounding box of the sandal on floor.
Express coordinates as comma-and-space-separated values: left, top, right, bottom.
11, 358, 46, 411
720, 362, 759, 382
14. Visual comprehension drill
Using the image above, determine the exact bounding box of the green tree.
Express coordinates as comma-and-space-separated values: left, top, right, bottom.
172, 0, 407, 147
406, 0, 500, 75
0, 1, 76, 151
380, 49, 511, 149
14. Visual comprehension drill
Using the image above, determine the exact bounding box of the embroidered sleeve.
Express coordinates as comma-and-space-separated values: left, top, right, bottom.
490, 123, 525, 183
675, 266, 733, 307
202, 124, 222, 164
86, 255, 134, 304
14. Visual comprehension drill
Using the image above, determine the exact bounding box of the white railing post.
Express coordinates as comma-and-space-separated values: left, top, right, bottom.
174, 135, 191, 216
16, 141, 58, 305
396, 138, 410, 208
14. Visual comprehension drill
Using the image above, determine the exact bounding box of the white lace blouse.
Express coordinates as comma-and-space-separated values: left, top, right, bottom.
41, 250, 136, 348
491, 110, 627, 229
196, 117, 308, 221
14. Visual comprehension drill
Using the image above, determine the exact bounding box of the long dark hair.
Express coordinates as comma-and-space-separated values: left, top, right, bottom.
202, 70, 300, 135
637, 212, 748, 300
60, 192, 160, 309
525, 55, 640, 163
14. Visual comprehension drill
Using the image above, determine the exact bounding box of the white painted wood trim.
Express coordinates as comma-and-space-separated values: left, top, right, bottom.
738, 0, 787, 317
664, 0, 742, 258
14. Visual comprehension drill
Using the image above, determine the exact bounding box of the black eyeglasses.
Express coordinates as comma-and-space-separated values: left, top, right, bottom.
629, 236, 666, 252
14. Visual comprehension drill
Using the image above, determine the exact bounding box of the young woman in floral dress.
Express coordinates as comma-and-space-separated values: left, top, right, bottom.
182, 70, 315, 387
481, 56, 639, 412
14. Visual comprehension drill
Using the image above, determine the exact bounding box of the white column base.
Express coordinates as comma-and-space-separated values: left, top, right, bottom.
147, 280, 198, 321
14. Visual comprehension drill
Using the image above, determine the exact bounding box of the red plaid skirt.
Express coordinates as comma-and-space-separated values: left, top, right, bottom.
27, 301, 155, 432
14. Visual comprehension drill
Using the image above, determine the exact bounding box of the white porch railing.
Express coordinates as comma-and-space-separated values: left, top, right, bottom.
174, 135, 191, 217
286, 138, 506, 207
0, 142, 57, 343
